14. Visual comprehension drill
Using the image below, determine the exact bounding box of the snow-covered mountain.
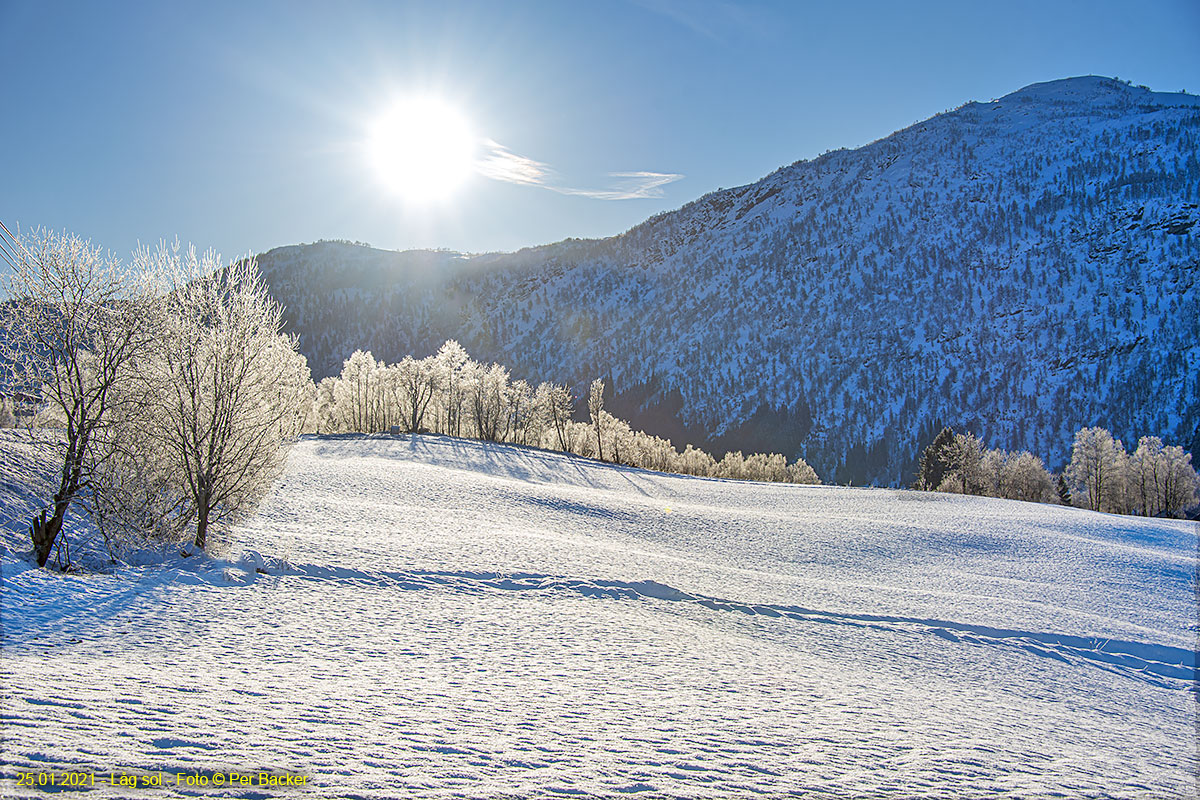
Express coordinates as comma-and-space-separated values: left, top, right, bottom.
257, 76, 1200, 485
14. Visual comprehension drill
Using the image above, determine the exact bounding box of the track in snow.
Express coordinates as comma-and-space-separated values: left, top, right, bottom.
2, 434, 1196, 798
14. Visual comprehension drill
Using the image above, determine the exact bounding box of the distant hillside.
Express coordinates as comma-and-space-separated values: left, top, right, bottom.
256, 76, 1200, 485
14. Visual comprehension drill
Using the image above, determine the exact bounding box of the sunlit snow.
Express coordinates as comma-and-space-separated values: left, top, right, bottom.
2, 434, 1195, 797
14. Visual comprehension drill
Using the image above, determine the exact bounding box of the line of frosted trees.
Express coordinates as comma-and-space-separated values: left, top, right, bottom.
0, 228, 313, 568
0, 227, 819, 570
313, 343, 821, 485
918, 426, 1200, 517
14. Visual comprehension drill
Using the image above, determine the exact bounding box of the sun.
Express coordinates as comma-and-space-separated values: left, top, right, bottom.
368, 96, 477, 204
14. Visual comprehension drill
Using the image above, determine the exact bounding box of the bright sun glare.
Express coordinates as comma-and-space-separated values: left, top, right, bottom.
368, 97, 476, 204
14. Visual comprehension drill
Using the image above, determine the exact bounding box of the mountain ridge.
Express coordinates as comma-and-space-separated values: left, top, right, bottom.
255, 76, 1200, 484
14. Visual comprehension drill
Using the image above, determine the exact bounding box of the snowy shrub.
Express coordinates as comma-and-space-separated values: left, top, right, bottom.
87, 416, 189, 554
998, 451, 1058, 504
980, 449, 1058, 504
786, 457, 821, 484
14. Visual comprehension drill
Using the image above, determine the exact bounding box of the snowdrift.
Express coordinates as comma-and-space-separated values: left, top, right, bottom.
2, 434, 1195, 798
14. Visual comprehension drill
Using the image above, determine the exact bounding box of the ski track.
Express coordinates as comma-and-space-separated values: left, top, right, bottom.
2, 434, 1196, 798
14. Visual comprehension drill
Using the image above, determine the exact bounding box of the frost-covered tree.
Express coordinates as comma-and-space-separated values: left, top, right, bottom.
133, 243, 312, 550
1131, 436, 1169, 517
434, 340, 471, 437
1131, 438, 1200, 518
1160, 445, 1200, 518
743, 452, 790, 482
537, 382, 573, 451
1065, 427, 1130, 513
395, 355, 438, 433
470, 363, 510, 442
587, 379, 606, 462
315, 343, 821, 485
520, 382, 552, 448
980, 448, 1006, 497
505, 379, 533, 445
717, 450, 747, 480
335, 350, 377, 433
937, 432, 986, 495
0, 227, 158, 567
628, 430, 677, 473
566, 420, 597, 459
646, 434, 678, 472
997, 450, 1057, 503
368, 360, 395, 433
788, 456, 821, 484
943, 440, 1058, 505
678, 444, 717, 477
594, 411, 632, 465
313, 377, 338, 433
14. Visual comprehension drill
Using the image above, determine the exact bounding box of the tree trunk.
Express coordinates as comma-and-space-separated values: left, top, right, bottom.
195, 491, 210, 550
33, 460, 82, 568
31, 506, 61, 567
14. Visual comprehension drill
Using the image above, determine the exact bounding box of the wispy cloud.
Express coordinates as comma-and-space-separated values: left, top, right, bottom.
474, 141, 682, 200
474, 140, 551, 187
555, 171, 684, 200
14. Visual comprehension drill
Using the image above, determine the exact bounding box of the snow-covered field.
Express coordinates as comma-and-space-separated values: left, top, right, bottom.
2, 434, 1196, 798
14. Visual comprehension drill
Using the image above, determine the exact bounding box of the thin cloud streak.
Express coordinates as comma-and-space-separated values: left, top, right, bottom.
554, 171, 684, 200
474, 140, 551, 187
474, 141, 682, 200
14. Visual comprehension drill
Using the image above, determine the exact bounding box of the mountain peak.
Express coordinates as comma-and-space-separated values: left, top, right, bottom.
256, 76, 1200, 484
997, 75, 1198, 107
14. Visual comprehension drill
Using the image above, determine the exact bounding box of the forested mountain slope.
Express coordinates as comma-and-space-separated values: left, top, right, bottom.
257, 76, 1200, 484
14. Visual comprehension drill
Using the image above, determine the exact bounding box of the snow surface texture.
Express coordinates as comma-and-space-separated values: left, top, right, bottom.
0, 431, 106, 568
0, 431, 196, 570
2, 434, 1197, 798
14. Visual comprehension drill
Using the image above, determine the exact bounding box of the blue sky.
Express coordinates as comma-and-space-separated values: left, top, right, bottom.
1, 0, 1197, 260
